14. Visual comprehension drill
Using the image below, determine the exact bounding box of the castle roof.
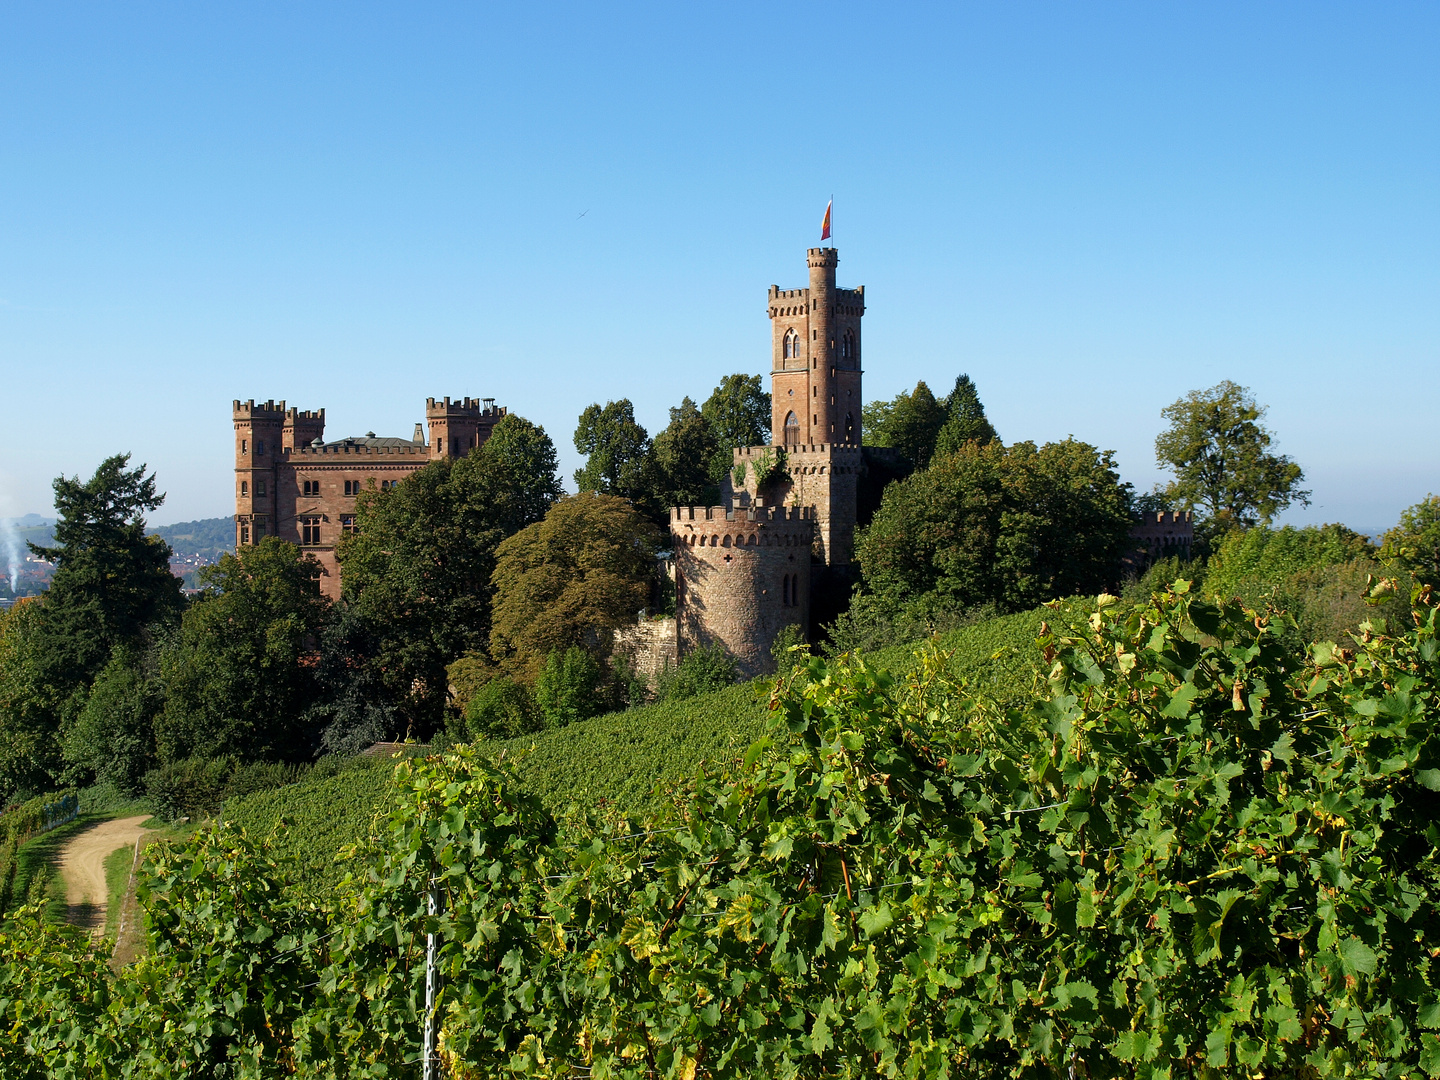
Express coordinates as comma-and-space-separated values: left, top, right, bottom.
329, 435, 422, 449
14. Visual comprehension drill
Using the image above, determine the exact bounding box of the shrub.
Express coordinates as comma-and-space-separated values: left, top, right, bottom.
655, 641, 737, 702
533, 647, 605, 728
464, 676, 541, 740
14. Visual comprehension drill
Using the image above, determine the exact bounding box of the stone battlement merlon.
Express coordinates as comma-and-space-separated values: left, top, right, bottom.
670, 505, 815, 526
732, 444, 864, 460
285, 408, 325, 421
234, 399, 288, 417
1137, 511, 1193, 527
425, 396, 508, 417
286, 444, 429, 458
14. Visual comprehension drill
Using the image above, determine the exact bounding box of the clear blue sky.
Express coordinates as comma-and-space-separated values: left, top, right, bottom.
1, 2, 1435, 531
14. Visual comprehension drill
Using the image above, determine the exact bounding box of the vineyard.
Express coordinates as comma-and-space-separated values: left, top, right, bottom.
224, 600, 1084, 895
2, 582, 1437, 1077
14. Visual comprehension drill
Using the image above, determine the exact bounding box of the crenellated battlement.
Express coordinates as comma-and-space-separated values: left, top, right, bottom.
807, 247, 839, 268
1138, 510, 1193, 527
671, 504, 814, 526
234, 399, 288, 418
287, 443, 430, 459
425, 396, 507, 418
285, 407, 324, 422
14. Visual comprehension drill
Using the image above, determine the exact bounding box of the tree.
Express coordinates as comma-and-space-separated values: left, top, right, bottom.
857, 438, 1134, 614
862, 381, 949, 468
700, 374, 771, 480
0, 600, 64, 802
1154, 381, 1309, 531
933, 374, 998, 458
490, 493, 661, 681
651, 397, 721, 509
464, 676, 541, 740
28, 454, 183, 694
1381, 494, 1440, 589
532, 647, 605, 728
336, 414, 563, 732
573, 400, 652, 502
156, 538, 331, 764
63, 644, 162, 794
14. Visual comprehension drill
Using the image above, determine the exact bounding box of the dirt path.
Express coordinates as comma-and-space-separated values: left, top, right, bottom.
56, 815, 152, 934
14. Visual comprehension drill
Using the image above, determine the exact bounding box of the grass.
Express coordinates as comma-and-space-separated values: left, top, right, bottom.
103, 842, 137, 940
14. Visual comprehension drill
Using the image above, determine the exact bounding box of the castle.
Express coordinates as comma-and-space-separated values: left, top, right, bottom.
661, 247, 869, 678
232, 396, 508, 598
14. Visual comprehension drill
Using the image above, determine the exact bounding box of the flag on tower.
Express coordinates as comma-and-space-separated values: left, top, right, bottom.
820, 199, 832, 241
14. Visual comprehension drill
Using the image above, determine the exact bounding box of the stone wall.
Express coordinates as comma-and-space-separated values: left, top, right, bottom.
613, 615, 679, 685
671, 505, 813, 678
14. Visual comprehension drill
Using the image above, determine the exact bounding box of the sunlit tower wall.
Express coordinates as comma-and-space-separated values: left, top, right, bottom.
767, 247, 864, 448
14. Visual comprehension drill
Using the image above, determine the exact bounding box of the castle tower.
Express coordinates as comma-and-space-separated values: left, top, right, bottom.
768, 248, 864, 447
426, 397, 510, 460
671, 505, 815, 678
233, 399, 286, 546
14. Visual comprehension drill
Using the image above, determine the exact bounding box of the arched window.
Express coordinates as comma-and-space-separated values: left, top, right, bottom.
784, 411, 800, 447
784, 328, 802, 359
845, 412, 855, 443
841, 328, 856, 361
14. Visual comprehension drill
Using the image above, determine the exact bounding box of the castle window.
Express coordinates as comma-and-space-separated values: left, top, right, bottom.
254, 518, 266, 538
784, 411, 800, 447
240, 523, 250, 544
783, 328, 800, 359
842, 328, 856, 361
256, 440, 265, 456
303, 479, 319, 497
845, 412, 855, 443
241, 439, 248, 455
783, 575, 790, 606
344, 479, 362, 496
240, 481, 248, 497
341, 515, 357, 536
257, 480, 266, 497
301, 517, 322, 545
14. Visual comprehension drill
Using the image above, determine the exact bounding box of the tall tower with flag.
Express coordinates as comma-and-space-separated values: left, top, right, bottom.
667, 239, 874, 678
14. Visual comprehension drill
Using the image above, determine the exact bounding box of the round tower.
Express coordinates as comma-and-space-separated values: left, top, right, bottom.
670, 504, 814, 677
807, 247, 838, 443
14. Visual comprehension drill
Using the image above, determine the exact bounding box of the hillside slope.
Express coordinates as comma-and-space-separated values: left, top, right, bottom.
225, 598, 1085, 892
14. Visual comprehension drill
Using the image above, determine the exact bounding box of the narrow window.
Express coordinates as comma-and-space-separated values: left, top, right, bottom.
241, 439, 248, 455
256, 439, 265, 455
240, 480, 248, 497
257, 480, 267, 497
784, 411, 800, 447
845, 412, 855, 443
254, 518, 266, 538
783, 575, 790, 606
240, 524, 250, 544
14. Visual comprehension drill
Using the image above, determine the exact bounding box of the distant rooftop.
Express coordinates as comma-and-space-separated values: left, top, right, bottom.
320, 435, 421, 449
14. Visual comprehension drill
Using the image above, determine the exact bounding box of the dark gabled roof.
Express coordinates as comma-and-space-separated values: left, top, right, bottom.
330, 435, 422, 449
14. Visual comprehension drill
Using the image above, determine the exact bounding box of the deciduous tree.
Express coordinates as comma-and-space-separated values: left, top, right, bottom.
857, 438, 1133, 613
1381, 494, 1440, 589
700, 374, 771, 479
1154, 380, 1309, 531
573, 399, 652, 502
490, 493, 660, 680
157, 538, 330, 763
651, 397, 720, 509
862, 381, 949, 468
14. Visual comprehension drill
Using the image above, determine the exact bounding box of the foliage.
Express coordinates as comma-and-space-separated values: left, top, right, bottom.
573, 399, 652, 503
533, 647, 606, 728
337, 415, 563, 734
464, 676, 541, 740
655, 641, 739, 702
62, 644, 162, 794
1155, 380, 1310, 532
933, 372, 998, 457
651, 397, 720, 510
305, 605, 402, 757
701, 374, 771, 480
770, 622, 809, 677
856, 437, 1134, 615
1382, 493, 1440, 589
490, 493, 662, 681
27, 453, 184, 696
1205, 522, 1374, 602
157, 537, 330, 764
221, 755, 397, 895
0, 599, 65, 803
862, 380, 950, 468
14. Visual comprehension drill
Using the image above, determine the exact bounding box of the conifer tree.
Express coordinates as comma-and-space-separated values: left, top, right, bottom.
933, 374, 998, 457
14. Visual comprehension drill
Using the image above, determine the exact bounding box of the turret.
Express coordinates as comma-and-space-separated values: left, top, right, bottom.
233, 399, 287, 545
